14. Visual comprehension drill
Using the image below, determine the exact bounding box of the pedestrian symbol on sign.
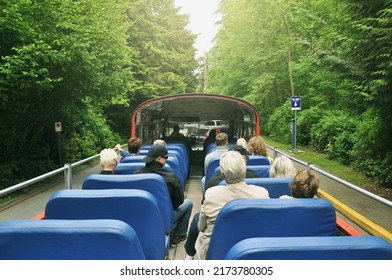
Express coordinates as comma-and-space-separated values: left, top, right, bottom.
291, 96, 301, 111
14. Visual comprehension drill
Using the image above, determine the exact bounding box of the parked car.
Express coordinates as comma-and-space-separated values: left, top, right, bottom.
200, 120, 227, 129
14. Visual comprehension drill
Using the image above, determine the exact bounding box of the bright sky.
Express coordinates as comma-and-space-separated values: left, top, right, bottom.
174, 0, 221, 58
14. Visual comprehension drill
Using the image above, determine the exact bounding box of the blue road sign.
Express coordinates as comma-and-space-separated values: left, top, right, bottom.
291, 96, 301, 110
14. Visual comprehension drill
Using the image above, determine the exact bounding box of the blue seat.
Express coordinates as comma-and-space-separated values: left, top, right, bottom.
82, 173, 173, 235
247, 155, 271, 165
44, 189, 166, 260
207, 198, 336, 260
0, 219, 145, 260
120, 155, 146, 163
114, 162, 173, 174
245, 165, 270, 178
219, 177, 293, 198
140, 145, 189, 185
202, 155, 221, 191
166, 155, 186, 189
224, 236, 392, 260
206, 143, 216, 155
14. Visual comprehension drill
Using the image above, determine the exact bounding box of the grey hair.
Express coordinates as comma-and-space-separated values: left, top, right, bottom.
153, 139, 167, 146
270, 155, 296, 178
100, 148, 117, 168
220, 151, 246, 184
236, 138, 247, 149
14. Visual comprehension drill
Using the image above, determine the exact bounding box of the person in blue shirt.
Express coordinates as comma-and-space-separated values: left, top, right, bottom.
115, 137, 141, 161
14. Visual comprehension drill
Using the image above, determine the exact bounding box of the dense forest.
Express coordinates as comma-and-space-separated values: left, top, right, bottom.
206, 0, 392, 187
0, 0, 197, 189
1, 0, 391, 189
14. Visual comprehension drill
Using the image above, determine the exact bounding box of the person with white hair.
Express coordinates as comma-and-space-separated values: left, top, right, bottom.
153, 139, 167, 146
270, 155, 296, 178
236, 137, 247, 149
184, 150, 270, 260
99, 148, 118, 174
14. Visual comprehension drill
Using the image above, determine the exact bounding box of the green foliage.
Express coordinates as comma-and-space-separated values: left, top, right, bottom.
208, 0, 392, 187
0, 0, 197, 189
310, 112, 359, 165
265, 101, 293, 143
351, 108, 392, 186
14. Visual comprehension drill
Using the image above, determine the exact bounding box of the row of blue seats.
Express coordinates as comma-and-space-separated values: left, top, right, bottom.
0, 219, 146, 260
2, 189, 392, 259
116, 143, 189, 190
0, 173, 173, 260
202, 155, 271, 191
207, 198, 392, 260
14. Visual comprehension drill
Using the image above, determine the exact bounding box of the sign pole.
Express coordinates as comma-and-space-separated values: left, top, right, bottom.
55, 122, 62, 166
293, 110, 297, 151
290, 96, 300, 152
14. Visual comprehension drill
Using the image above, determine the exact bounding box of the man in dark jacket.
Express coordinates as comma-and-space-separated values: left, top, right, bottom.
134, 144, 193, 244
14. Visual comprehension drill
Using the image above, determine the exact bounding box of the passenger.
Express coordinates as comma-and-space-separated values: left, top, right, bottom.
203, 129, 216, 154
184, 151, 270, 260
133, 144, 193, 244
204, 145, 259, 196
270, 155, 296, 178
204, 132, 229, 173
99, 148, 118, 175
248, 135, 273, 163
153, 139, 167, 146
236, 137, 247, 149
114, 137, 141, 162
280, 169, 320, 199
170, 124, 185, 137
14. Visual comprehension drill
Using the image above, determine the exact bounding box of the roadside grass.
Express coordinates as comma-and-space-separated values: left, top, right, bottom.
264, 136, 392, 200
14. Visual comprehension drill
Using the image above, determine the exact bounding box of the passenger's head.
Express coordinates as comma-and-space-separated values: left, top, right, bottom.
248, 136, 267, 156
220, 151, 246, 184
208, 129, 216, 138
229, 145, 251, 164
143, 144, 169, 166
173, 124, 180, 132
215, 132, 228, 146
236, 138, 247, 149
153, 139, 167, 146
289, 169, 320, 198
100, 148, 118, 170
128, 137, 141, 154
270, 155, 296, 178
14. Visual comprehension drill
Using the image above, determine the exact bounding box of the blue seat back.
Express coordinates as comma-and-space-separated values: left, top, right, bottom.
114, 162, 173, 174
207, 198, 336, 260
120, 155, 146, 163
206, 143, 217, 155
204, 156, 221, 186
247, 155, 271, 165
44, 189, 166, 260
166, 155, 185, 189
140, 144, 189, 182
82, 174, 173, 234
0, 219, 145, 260
245, 177, 293, 198
225, 236, 392, 260
218, 177, 292, 198
246, 165, 270, 178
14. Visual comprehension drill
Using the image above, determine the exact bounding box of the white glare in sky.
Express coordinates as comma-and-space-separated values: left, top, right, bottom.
174, 0, 221, 58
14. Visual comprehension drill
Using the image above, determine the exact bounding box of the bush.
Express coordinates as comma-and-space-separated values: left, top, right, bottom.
266, 101, 293, 143
351, 109, 392, 187
310, 111, 358, 164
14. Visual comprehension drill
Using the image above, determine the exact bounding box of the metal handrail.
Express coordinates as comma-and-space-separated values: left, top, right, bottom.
1, 145, 391, 209
0, 154, 99, 198
267, 145, 392, 208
